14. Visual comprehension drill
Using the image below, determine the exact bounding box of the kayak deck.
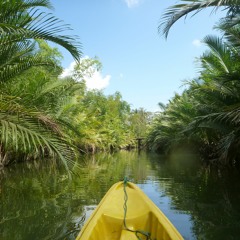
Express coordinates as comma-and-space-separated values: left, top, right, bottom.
76, 181, 183, 240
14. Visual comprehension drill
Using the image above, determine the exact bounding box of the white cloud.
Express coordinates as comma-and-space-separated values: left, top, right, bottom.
60, 61, 75, 78
125, 0, 140, 8
60, 60, 111, 90
85, 72, 111, 90
192, 39, 202, 47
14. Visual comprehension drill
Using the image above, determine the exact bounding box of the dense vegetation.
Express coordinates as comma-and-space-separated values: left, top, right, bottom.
0, 0, 150, 170
146, 0, 240, 166
3, 0, 240, 170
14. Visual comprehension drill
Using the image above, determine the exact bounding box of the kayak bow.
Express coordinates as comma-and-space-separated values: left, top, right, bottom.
76, 181, 183, 240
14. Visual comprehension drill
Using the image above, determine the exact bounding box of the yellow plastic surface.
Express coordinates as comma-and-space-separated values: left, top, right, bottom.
76, 181, 184, 240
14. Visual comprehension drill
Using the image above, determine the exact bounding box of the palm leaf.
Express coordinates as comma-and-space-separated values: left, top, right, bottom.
159, 0, 240, 38
0, 95, 76, 173
0, 1, 81, 62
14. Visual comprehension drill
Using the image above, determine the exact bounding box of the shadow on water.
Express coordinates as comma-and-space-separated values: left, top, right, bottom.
0, 149, 240, 239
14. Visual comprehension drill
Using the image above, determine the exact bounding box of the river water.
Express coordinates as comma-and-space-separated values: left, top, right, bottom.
1, 150, 240, 240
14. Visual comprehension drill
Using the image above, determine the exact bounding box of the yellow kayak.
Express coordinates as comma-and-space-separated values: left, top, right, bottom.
76, 181, 184, 240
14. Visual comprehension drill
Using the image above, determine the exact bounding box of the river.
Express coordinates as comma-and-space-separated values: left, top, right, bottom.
1, 150, 240, 239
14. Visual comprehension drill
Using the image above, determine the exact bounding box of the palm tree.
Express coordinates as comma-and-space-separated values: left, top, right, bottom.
147, 29, 240, 165
159, 0, 240, 38
0, 0, 81, 170
0, 0, 81, 82
0, 64, 81, 171
146, 91, 197, 152
185, 34, 240, 164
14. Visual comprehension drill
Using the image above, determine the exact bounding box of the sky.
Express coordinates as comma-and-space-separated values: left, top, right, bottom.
50, 0, 225, 112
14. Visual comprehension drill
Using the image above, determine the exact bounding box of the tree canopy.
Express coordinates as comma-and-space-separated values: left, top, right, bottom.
0, 1, 147, 171
147, 0, 240, 166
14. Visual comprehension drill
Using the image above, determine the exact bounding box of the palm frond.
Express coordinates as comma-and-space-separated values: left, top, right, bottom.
159, 0, 240, 38
0, 95, 76, 173
0, 1, 81, 62
0, 53, 55, 82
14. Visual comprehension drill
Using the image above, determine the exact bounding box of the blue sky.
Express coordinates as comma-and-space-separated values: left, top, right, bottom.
51, 0, 224, 111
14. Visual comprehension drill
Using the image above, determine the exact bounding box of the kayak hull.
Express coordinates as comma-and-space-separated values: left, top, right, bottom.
76, 181, 183, 240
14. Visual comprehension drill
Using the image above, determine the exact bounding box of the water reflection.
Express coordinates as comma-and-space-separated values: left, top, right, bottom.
1, 151, 240, 239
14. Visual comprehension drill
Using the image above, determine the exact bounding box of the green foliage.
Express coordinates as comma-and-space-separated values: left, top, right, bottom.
129, 108, 153, 138
0, 0, 81, 83
0, 0, 82, 170
0, 0, 150, 171
148, 2, 240, 165
70, 90, 135, 152
159, 0, 240, 38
